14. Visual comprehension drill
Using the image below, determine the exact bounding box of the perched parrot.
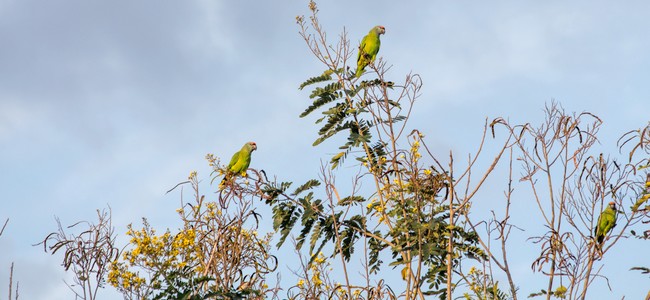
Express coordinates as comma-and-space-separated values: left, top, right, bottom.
355, 25, 386, 78
594, 201, 617, 246
221, 141, 257, 186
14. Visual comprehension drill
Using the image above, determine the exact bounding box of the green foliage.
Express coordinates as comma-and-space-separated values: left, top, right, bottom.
528, 285, 568, 299
367, 230, 386, 274
107, 169, 276, 300
268, 16, 487, 296
298, 69, 400, 170
151, 268, 216, 300
265, 178, 364, 264
384, 173, 486, 296
152, 281, 260, 300
462, 270, 511, 300
298, 68, 340, 90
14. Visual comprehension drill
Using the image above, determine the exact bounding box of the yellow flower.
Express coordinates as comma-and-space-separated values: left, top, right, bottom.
469, 266, 477, 275
314, 252, 326, 264
312, 273, 323, 286
401, 266, 410, 280
423, 169, 432, 175
297, 279, 305, 287
366, 199, 376, 209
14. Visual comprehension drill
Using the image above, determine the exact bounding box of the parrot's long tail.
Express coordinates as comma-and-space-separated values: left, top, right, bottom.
355, 67, 364, 78
219, 174, 231, 188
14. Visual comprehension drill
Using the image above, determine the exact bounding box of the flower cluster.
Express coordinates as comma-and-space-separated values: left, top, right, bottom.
107, 220, 204, 297
289, 251, 368, 299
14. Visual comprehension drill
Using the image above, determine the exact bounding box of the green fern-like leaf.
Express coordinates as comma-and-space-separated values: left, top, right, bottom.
308, 218, 324, 253
299, 70, 333, 90
291, 179, 321, 196
368, 231, 386, 274
312, 130, 336, 147
300, 91, 338, 118
339, 226, 357, 260
273, 202, 300, 248
296, 215, 316, 250
309, 81, 342, 99
338, 195, 365, 206
313, 120, 354, 147
330, 150, 348, 169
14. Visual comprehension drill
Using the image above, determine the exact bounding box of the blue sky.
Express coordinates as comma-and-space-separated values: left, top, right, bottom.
1, 1, 649, 299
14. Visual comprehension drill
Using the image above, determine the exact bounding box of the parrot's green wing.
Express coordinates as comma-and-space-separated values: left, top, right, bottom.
227, 150, 242, 170
595, 204, 617, 245
355, 26, 385, 78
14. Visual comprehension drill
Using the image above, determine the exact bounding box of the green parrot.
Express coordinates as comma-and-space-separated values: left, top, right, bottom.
594, 201, 617, 246
355, 25, 386, 78
221, 141, 257, 186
